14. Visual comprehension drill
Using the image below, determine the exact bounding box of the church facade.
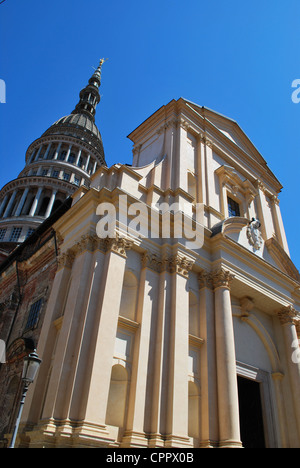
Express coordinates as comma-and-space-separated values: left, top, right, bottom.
0, 64, 300, 448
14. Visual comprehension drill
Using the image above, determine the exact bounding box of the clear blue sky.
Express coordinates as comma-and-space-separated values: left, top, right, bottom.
0, 0, 299, 271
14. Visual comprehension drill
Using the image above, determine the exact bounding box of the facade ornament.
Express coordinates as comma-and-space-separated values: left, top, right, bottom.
198, 271, 213, 290
211, 267, 235, 289
163, 254, 194, 278
57, 249, 76, 271
278, 305, 297, 325
103, 235, 133, 258
141, 252, 163, 273
240, 296, 255, 318
247, 218, 263, 251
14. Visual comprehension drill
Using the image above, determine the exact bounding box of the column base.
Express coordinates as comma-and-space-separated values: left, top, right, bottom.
164, 434, 193, 448
120, 430, 149, 448
148, 433, 166, 448
219, 439, 243, 448
23, 418, 115, 448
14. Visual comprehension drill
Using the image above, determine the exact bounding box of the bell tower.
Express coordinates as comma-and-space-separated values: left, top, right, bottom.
0, 60, 107, 260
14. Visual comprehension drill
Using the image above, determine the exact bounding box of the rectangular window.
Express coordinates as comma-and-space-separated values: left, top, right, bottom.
42, 169, 49, 176
10, 227, 22, 242
52, 170, 59, 178
63, 172, 70, 181
74, 177, 81, 186
228, 197, 241, 217
0, 228, 7, 241
25, 298, 43, 330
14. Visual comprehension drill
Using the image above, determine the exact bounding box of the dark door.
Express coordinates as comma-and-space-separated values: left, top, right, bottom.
237, 376, 266, 448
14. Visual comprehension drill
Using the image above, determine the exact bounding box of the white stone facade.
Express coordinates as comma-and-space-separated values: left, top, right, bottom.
18, 98, 300, 448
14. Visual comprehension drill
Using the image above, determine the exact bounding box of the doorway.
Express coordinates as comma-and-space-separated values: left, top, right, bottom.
237, 375, 266, 448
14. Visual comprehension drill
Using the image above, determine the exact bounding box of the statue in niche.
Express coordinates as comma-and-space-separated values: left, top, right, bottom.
247, 218, 263, 251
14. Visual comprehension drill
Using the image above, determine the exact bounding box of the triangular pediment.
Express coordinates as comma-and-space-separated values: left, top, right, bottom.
182, 99, 281, 188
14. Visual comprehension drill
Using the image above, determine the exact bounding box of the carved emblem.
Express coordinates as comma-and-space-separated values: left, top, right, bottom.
247, 218, 263, 251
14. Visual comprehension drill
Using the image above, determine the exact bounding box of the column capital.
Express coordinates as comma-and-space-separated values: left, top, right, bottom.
198, 271, 213, 290
102, 235, 133, 258
57, 249, 76, 271
163, 254, 194, 278
141, 252, 164, 273
278, 305, 298, 325
73, 234, 99, 256
211, 267, 235, 290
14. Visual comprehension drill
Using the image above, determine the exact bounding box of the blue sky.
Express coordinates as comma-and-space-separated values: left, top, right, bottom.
0, 0, 299, 270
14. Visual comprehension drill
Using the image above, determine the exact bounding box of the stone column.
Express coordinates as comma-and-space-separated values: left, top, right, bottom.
45, 190, 57, 218
76, 148, 82, 166
65, 144, 72, 162
24, 249, 75, 425
14, 188, 29, 216
85, 154, 91, 172
147, 255, 168, 448
77, 237, 132, 439
212, 267, 242, 448
53, 142, 62, 160
198, 272, 218, 447
270, 196, 290, 255
92, 160, 98, 174
256, 181, 273, 240
0, 194, 9, 217
29, 187, 43, 217
44, 143, 52, 160
278, 306, 300, 438
34, 145, 43, 161
164, 254, 194, 448
3, 190, 17, 218
122, 253, 161, 447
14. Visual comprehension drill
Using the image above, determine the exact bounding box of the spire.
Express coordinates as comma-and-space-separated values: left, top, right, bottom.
71, 59, 107, 122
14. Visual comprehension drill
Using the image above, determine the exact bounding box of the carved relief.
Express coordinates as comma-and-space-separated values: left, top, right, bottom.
247, 218, 263, 251
57, 250, 76, 271
141, 253, 163, 273
211, 268, 235, 289
164, 254, 194, 278
278, 305, 298, 325
198, 271, 213, 290
103, 236, 133, 258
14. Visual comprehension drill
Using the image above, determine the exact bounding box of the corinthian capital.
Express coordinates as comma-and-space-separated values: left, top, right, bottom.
198, 271, 213, 290
278, 305, 297, 325
103, 235, 133, 258
57, 249, 76, 271
211, 268, 235, 289
163, 254, 194, 278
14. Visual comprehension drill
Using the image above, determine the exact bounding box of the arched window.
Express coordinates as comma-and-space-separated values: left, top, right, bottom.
105, 365, 129, 428
119, 271, 138, 321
